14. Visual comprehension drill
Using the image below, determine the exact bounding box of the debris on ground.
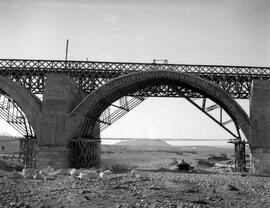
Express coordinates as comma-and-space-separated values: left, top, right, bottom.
99, 170, 112, 178
77, 170, 99, 179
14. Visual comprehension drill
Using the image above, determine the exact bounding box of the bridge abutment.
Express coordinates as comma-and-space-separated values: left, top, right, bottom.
37, 73, 84, 168
250, 80, 270, 174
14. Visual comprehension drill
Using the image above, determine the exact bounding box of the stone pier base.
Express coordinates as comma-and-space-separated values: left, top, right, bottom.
37, 146, 72, 168
251, 148, 270, 174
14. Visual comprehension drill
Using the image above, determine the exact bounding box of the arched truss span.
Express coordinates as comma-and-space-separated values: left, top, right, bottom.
0, 89, 34, 136
70, 71, 253, 142
89, 89, 241, 139
0, 76, 42, 135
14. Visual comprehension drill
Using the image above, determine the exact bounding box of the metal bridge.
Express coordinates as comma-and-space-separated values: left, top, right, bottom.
0, 59, 268, 168
0, 59, 269, 143
1, 59, 270, 98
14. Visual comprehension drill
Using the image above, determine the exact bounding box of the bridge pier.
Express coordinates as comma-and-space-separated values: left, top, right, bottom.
36, 73, 85, 168
250, 80, 270, 174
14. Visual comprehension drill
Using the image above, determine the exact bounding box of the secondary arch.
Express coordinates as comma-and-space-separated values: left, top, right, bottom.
69, 71, 253, 142
0, 76, 42, 132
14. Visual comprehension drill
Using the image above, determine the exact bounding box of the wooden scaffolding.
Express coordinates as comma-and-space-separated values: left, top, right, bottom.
228, 139, 248, 172
70, 137, 101, 168
19, 137, 37, 168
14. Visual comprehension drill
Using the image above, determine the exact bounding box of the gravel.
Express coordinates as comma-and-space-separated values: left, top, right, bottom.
0, 170, 269, 208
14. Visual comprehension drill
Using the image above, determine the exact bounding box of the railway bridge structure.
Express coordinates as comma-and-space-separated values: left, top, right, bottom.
0, 59, 270, 174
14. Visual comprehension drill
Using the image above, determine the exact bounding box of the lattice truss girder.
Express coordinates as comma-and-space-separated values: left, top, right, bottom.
1, 59, 270, 98
0, 89, 34, 137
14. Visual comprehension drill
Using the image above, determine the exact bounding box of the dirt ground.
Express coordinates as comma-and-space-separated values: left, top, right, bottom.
0, 145, 269, 208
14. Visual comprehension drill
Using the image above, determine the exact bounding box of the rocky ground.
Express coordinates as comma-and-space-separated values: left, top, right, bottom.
0, 145, 269, 208
0, 169, 269, 208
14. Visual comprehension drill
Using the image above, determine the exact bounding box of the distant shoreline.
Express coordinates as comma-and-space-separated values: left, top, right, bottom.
101, 138, 230, 141
101, 138, 233, 148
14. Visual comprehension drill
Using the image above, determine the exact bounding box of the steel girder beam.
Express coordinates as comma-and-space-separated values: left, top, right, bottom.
183, 96, 241, 139
0, 59, 270, 98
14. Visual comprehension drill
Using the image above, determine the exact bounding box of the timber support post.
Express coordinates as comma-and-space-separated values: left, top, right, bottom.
228, 139, 247, 172
70, 137, 101, 169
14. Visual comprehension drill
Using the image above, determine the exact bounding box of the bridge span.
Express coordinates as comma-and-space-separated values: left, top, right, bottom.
0, 59, 270, 174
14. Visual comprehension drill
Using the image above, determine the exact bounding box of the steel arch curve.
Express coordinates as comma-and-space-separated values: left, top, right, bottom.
0, 76, 42, 132
70, 71, 253, 142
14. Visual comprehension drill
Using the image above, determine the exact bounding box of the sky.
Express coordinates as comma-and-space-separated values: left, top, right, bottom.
0, 0, 269, 145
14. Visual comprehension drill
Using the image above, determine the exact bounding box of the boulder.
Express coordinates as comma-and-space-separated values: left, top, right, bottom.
69, 168, 78, 176
99, 170, 112, 178
77, 170, 99, 179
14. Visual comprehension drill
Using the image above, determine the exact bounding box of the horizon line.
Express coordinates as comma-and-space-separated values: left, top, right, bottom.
101, 137, 230, 141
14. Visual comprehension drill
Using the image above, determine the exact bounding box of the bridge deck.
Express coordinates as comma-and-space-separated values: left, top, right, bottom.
0, 59, 270, 98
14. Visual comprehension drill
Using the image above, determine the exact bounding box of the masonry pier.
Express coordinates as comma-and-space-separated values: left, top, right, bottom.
250, 80, 270, 174
36, 73, 101, 168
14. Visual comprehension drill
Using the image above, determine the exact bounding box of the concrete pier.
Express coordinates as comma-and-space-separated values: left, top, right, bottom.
37, 73, 84, 168
250, 80, 270, 174
37, 146, 72, 168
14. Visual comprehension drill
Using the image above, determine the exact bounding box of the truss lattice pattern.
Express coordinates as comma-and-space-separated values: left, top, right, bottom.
1, 59, 270, 98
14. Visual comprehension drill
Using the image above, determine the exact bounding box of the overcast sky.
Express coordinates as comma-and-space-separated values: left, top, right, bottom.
0, 0, 269, 143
